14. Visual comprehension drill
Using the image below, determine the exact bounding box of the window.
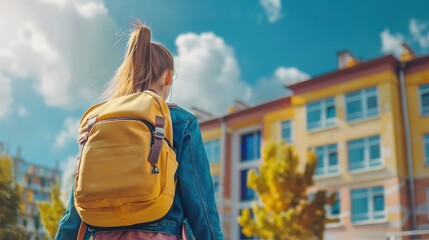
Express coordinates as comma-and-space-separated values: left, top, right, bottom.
212, 176, 220, 203
315, 144, 339, 176
235, 128, 262, 237
307, 97, 336, 131
34, 215, 40, 230
420, 84, 429, 116
309, 191, 340, 219
308, 192, 315, 202
351, 186, 385, 223
240, 169, 256, 201
281, 120, 293, 143
425, 134, 429, 165
239, 209, 256, 240
346, 87, 379, 122
239, 224, 253, 239
41, 178, 46, 187
348, 135, 381, 171
27, 177, 32, 187
204, 140, 220, 164
240, 131, 261, 162
327, 192, 341, 219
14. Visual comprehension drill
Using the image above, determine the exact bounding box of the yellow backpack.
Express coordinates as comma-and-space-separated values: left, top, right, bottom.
73, 90, 178, 230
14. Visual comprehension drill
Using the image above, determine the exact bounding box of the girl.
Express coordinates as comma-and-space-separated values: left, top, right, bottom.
55, 21, 224, 240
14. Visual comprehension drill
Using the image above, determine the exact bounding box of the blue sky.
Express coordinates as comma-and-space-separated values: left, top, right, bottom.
1, 0, 429, 183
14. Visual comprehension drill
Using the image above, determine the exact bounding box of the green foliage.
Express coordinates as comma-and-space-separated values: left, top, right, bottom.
237, 141, 337, 240
38, 181, 66, 239
0, 155, 26, 240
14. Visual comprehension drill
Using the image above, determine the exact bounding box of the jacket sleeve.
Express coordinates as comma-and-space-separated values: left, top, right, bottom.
177, 118, 224, 240
55, 183, 91, 240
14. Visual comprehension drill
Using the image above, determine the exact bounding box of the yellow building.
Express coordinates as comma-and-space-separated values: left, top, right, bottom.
200, 48, 429, 239
404, 55, 429, 229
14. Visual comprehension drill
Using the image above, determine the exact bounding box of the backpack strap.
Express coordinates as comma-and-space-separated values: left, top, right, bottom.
77, 222, 87, 240
148, 116, 165, 174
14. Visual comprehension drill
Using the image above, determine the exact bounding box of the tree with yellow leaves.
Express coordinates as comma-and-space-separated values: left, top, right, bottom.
0, 154, 26, 240
38, 181, 66, 239
237, 140, 337, 240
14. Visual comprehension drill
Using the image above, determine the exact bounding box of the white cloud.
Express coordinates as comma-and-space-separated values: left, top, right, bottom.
75, 2, 108, 19
36, 0, 108, 19
54, 118, 80, 149
173, 32, 252, 114
0, 0, 118, 110
12, 22, 72, 107
251, 67, 309, 104
172, 32, 308, 114
36, 0, 68, 8
259, 0, 283, 23
410, 18, 429, 49
17, 106, 28, 117
0, 73, 12, 118
59, 155, 77, 205
274, 67, 310, 85
380, 29, 404, 57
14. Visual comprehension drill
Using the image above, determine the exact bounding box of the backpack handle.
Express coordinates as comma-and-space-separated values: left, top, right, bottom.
148, 116, 165, 173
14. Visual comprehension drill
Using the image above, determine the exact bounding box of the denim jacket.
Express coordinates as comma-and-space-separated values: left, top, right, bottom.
55, 105, 224, 240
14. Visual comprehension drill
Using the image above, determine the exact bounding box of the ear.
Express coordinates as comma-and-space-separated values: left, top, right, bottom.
164, 70, 173, 86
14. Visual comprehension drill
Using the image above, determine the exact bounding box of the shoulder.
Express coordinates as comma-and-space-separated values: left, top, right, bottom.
168, 104, 197, 127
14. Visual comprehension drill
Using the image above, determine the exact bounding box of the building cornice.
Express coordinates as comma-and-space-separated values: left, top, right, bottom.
287, 55, 400, 95
199, 96, 291, 129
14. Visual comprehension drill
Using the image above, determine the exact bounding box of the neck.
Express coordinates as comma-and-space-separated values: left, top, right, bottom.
147, 88, 164, 99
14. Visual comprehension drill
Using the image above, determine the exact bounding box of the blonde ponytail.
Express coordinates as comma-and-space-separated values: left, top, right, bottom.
102, 20, 174, 100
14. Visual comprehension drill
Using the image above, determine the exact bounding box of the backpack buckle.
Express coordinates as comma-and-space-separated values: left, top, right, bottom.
151, 164, 160, 174
154, 127, 165, 139
78, 132, 88, 144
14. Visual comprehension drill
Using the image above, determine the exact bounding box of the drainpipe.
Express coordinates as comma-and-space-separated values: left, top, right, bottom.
219, 118, 227, 230
399, 62, 417, 230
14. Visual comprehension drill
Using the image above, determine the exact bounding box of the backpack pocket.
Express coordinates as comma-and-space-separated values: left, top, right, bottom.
75, 119, 161, 207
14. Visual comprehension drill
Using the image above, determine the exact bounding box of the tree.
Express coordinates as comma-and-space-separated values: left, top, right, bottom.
237, 141, 337, 240
0, 154, 26, 240
38, 181, 66, 239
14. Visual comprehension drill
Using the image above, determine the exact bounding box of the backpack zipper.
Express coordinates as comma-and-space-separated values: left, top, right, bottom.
87, 117, 173, 149
79, 117, 174, 175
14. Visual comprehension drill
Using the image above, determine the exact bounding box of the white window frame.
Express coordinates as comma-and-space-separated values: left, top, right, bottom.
281, 120, 293, 144
307, 97, 337, 131
420, 84, 429, 116
326, 191, 341, 219
345, 87, 379, 122
348, 135, 382, 172
351, 186, 386, 224
231, 125, 262, 240
204, 139, 221, 164
315, 144, 339, 177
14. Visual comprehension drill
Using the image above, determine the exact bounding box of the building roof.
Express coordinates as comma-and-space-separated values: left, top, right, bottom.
200, 96, 291, 128
404, 55, 429, 74
287, 55, 400, 95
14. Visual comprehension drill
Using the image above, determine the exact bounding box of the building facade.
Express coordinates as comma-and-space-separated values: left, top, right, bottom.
405, 56, 429, 231
200, 50, 429, 239
12, 150, 61, 240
